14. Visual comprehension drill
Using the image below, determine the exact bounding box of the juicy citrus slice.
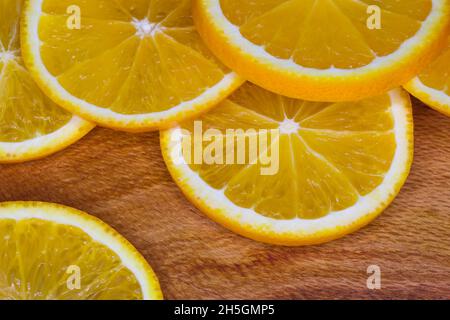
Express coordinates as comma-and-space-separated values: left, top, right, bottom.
22, 0, 243, 131
405, 35, 450, 116
161, 83, 413, 245
194, 0, 450, 102
0, 0, 93, 163
0, 202, 163, 300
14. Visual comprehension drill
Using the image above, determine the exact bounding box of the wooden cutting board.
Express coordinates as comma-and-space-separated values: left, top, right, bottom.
0, 97, 449, 300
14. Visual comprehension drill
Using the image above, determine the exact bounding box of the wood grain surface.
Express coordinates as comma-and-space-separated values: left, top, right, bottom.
0, 97, 449, 300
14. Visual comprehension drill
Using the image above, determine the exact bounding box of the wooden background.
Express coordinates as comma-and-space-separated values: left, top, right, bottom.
0, 97, 449, 300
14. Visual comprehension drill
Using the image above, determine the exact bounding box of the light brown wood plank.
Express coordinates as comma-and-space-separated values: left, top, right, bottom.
0, 98, 448, 299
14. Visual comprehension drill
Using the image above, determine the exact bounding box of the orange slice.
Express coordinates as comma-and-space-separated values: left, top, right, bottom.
161, 83, 414, 245
0, 0, 93, 163
194, 0, 450, 101
0, 202, 163, 300
405, 35, 450, 116
21, 0, 243, 131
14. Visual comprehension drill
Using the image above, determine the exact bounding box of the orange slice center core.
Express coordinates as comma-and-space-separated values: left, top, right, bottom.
279, 119, 300, 134
132, 18, 160, 38
0, 50, 18, 63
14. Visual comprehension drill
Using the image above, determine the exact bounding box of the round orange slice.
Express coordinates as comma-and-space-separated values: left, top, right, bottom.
0, 201, 163, 300
21, 0, 243, 131
405, 35, 450, 116
0, 0, 94, 163
161, 83, 414, 245
194, 0, 450, 101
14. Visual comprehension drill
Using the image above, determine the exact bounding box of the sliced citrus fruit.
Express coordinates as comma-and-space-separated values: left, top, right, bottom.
0, 0, 93, 163
0, 202, 163, 300
21, 0, 243, 131
405, 35, 450, 116
161, 83, 414, 245
194, 0, 450, 102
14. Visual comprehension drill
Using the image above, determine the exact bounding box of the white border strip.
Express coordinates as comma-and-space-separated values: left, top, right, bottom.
407, 77, 450, 107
